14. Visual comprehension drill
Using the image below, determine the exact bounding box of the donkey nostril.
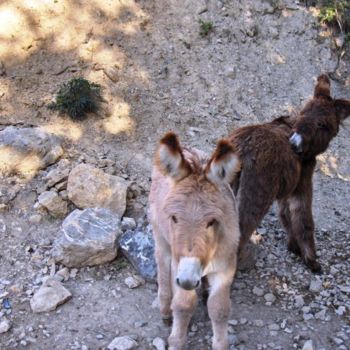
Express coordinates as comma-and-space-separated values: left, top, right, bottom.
176, 277, 180, 286
195, 280, 200, 288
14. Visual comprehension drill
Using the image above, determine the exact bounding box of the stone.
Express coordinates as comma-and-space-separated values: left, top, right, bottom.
67, 164, 128, 217
253, 286, 264, 297
152, 337, 166, 350
264, 293, 276, 303
107, 336, 138, 350
45, 166, 70, 188
103, 67, 119, 83
121, 217, 137, 231
30, 279, 71, 313
309, 278, 322, 293
52, 208, 122, 267
38, 191, 68, 218
119, 225, 157, 282
29, 214, 42, 224
294, 295, 305, 308
315, 309, 326, 320
254, 320, 264, 327
124, 276, 145, 289
0, 318, 11, 333
0, 126, 63, 176
302, 340, 314, 350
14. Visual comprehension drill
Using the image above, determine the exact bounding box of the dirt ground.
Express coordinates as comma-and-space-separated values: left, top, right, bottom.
0, 0, 350, 349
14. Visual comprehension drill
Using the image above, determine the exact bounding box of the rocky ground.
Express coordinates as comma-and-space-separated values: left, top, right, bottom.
0, 0, 350, 349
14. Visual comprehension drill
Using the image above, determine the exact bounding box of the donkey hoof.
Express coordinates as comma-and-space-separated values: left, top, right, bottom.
307, 260, 322, 274
162, 315, 173, 326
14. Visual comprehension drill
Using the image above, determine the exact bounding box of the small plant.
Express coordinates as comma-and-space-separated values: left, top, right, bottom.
199, 19, 214, 37
48, 77, 102, 120
317, 0, 349, 29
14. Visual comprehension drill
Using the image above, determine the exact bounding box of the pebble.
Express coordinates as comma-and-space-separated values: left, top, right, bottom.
107, 336, 138, 350
253, 286, 264, 297
254, 320, 264, 327
124, 276, 145, 289
302, 339, 314, 350
152, 337, 166, 350
268, 323, 280, 331
121, 217, 137, 231
264, 293, 276, 303
294, 295, 304, 308
0, 318, 11, 333
29, 214, 42, 224
309, 278, 322, 293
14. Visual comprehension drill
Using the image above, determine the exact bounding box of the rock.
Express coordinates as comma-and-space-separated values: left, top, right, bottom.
0, 61, 5, 76
107, 336, 138, 350
309, 278, 322, 293
0, 126, 63, 176
0, 318, 11, 333
315, 309, 326, 320
121, 217, 137, 231
45, 166, 70, 188
52, 208, 122, 267
302, 340, 314, 350
152, 337, 166, 350
268, 323, 280, 331
67, 164, 128, 217
38, 191, 68, 218
294, 295, 305, 308
252, 286, 264, 297
30, 279, 71, 313
254, 320, 264, 327
264, 293, 276, 303
124, 276, 145, 289
119, 226, 157, 282
103, 67, 119, 82
29, 214, 42, 224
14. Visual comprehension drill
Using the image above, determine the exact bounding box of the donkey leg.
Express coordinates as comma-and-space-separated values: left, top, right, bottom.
289, 194, 321, 273
278, 199, 301, 256
154, 235, 172, 323
168, 284, 197, 350
207, 270, 235, 350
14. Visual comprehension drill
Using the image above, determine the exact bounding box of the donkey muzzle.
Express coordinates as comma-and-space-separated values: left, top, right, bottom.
289, 132, 303, 153
176, 257, 202, 291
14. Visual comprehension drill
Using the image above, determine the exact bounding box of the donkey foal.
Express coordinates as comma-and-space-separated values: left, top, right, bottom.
231, 74, 350, 272
149, 133, 241, 350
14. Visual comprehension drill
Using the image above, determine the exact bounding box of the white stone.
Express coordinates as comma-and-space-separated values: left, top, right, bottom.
30, 279, 71, 313
309, 278, 322, 293
52, 208, 122, 267
302, 339, 314, 350
253, 286, 264, 297
107, 336, 138, 350
0, 318, 11, 333
124, 276, 145, 289
152, 337, 166, 350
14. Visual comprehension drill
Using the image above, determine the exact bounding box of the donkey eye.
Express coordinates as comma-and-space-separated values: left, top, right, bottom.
207, 219, 216, 228
171, 216, 178, 223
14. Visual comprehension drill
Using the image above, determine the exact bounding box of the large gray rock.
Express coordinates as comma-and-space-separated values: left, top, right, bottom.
37, 190, 68, 218
119, 225, 157, 282
67, 164, 128, 217
52, 208, 122, 267
30, 278, 72, 313
0, 126, 63, 176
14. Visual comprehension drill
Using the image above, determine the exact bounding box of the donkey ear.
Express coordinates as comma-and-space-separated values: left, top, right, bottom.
206, 140, 241, 186
314, 74, 331, 98
335, 99, 350, 121
155, 132, 191, 181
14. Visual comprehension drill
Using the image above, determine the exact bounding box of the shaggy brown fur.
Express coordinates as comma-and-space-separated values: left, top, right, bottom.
231, 74, 350, 272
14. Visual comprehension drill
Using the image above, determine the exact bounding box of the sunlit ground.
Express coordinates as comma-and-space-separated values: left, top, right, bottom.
0, 0, 151, 139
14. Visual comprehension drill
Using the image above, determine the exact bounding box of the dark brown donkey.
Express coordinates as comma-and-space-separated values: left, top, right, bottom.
232, 74, 350, 272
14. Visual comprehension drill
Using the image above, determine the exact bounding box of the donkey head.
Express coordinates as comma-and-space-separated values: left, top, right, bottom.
289, 74, 350, 159
156, 133, 240, 290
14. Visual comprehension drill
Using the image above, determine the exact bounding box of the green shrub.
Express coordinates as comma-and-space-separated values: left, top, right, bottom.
199, 19, 214, 37
48, 78, 102, 120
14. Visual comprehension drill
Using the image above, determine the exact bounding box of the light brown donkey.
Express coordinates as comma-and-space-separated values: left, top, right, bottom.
149, 133, 241, 350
